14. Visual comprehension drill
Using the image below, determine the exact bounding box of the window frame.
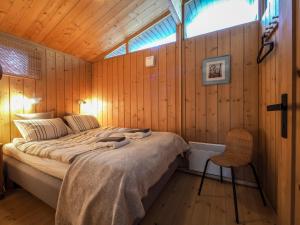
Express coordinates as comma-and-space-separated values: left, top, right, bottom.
104, 43, 127, 59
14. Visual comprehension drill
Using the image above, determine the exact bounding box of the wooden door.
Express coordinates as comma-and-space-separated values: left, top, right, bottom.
276, 0, 295, 225
295, 0, 300, 224
259, 0, 295, 224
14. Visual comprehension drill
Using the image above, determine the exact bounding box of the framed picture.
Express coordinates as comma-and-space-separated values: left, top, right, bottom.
202, 55, 230, 85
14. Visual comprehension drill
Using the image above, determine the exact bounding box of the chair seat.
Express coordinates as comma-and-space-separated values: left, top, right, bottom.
210, 153, 250, 167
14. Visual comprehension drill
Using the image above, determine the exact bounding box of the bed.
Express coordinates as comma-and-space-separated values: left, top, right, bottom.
2, 126, 189, 225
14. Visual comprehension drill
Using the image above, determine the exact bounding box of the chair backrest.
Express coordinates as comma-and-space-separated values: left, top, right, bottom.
224, 128, 254, 163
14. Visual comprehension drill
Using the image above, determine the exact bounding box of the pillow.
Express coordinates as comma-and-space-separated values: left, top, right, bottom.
15, 111, 54, 120
64, 115, 100, 132
14, 118, 72, 142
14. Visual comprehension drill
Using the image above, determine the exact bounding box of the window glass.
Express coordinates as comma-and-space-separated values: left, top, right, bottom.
261, 0, 279, 25
104, 44, 126, 59
128, 14, 176, 53
185, 0, 259, 38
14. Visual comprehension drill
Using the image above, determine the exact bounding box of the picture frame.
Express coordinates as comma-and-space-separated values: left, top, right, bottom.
202, 55, 231, 85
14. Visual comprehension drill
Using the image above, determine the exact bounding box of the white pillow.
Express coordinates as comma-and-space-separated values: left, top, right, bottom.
14, 118, 72, 142
64, 115, 100, 132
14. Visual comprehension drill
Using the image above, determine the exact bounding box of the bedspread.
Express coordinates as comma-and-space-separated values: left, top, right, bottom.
55, 132, 189, 225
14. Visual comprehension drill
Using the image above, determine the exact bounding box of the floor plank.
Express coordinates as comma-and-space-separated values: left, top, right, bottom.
0, 172, 276, 225
141, 172, 276, 225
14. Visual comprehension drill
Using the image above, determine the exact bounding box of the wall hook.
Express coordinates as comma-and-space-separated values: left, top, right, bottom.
257, 35, 274, 64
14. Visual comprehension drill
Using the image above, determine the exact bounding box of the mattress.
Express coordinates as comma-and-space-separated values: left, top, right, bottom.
3, 143, 69, 179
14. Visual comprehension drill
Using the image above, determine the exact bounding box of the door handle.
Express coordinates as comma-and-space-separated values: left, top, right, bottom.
267, 103, 285, 111
267, 93, 288, 138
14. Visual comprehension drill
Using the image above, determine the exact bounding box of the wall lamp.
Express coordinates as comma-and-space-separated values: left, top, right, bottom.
29, 97, 42, 105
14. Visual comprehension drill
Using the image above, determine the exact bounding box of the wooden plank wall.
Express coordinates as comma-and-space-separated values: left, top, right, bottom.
182, 21, 259, 183
182, 22, 259, 146
93, 22, 259, 141
92, 21, 259, 182
0, 47, 92, 144
92, 43, 181, 133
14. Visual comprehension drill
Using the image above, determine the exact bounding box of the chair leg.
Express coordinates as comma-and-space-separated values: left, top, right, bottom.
0, 180, 4, 200
220, 166, 223, 183
0, 189, 4, 200
231, 167, 239, 224
198, 159, 210, 195
249, 163, 266, 206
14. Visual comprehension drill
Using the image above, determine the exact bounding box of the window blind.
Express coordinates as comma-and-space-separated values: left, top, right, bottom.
0, 34, 42, 79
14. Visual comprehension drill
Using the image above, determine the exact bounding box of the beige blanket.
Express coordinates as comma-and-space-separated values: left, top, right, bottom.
55, 132, 189, 225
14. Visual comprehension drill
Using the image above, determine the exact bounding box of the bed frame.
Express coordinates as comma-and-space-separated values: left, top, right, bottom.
3, 154, 187, 223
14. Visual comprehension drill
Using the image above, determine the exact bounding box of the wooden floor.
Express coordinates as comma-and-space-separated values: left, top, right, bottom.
0, 172, 276, 225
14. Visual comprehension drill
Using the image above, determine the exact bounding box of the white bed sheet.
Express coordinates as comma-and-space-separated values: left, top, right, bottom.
3, 143, 69, 179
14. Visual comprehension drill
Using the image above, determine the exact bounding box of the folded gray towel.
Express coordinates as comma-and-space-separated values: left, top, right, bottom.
98, 137, 126, 142
127, 128, 150, 133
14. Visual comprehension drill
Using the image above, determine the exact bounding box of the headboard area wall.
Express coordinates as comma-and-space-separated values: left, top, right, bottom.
92, 21, 259, 144
92, 42, 181, 134
0, 34, 92, 144
92, 21, 259, 183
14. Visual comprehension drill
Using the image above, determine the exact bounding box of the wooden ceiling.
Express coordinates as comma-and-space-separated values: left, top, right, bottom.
0, 0, 170, 61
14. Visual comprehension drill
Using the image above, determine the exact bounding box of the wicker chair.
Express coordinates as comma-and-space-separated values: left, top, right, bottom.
198, 128, 266, 224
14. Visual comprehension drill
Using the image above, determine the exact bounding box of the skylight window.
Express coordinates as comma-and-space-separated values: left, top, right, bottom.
128, 15, 176, 53
185, 0, 259, 38
104, 44, 126, 59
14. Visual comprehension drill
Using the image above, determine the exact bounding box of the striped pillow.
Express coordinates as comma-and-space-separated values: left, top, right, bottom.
14, 118, 72, 142
64, 115, 100, 132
